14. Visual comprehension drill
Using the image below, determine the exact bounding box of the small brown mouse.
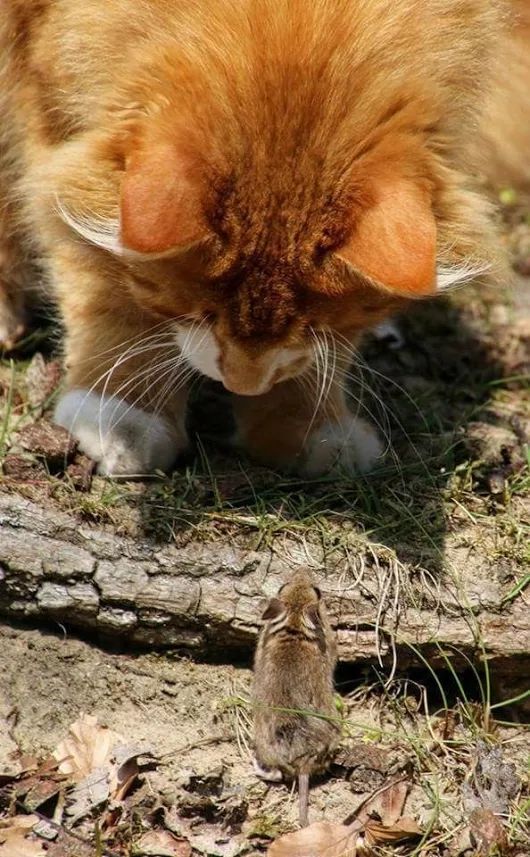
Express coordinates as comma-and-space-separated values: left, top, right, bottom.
252, 569, 340, 826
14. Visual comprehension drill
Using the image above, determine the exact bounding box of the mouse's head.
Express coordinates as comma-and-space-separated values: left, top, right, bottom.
261, 570, 325, 638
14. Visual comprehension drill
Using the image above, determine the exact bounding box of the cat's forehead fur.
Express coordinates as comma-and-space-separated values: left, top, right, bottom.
113, 0, 504, 318
36, 0, 505, 340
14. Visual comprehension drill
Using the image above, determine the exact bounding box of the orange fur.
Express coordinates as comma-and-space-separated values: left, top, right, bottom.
0, 0, 527, 473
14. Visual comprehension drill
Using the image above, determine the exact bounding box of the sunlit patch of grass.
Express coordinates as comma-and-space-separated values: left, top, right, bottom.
340, 645, 529, 855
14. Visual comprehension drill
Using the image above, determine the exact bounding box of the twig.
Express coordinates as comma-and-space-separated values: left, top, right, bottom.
157, 733, 232, 762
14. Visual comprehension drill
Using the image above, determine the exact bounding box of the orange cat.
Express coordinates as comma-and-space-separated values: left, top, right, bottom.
0, 0, 524, 476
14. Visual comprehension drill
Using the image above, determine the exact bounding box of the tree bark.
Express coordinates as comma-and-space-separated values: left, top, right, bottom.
0, 490, 529, 699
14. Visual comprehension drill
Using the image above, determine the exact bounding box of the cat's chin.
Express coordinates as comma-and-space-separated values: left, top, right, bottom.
301, 416, 384, 478
54, 390, 187, 477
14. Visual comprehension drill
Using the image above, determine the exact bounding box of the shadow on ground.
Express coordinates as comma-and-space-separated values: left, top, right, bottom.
137, 292, 515, 579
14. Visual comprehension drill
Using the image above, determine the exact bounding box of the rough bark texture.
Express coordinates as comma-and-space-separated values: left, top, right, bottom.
1, 491, 528, 699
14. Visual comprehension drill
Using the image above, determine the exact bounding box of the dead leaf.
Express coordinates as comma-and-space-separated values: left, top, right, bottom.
364, 816, 421, 846
0, 815, 47, 857
134, 830, 192, 856
65, 766, 111, 821
54, 714, 124, 780
373, 780, 408, 827
53, 714, 146, 819
267, 821, 359, 857
111, 742, 149, 800
469, 808, 508, 855
24, 776, 64, 811
347, 776, 410, 827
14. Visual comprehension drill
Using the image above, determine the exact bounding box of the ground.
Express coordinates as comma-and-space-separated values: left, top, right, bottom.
0, 192, 529, 856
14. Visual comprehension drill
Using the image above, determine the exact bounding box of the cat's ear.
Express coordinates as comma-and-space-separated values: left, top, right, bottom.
336, 177, 437, 296
120, 142, 207, 254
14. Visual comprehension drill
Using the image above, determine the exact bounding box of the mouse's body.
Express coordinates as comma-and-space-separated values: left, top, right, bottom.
252, 569, 339, 826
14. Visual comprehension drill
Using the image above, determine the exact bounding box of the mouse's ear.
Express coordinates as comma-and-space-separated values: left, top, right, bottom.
302, 603, 322, 631
261, 598, 286, 622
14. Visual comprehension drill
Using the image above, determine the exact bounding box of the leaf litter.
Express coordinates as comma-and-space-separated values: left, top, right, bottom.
267, 778, 421, 857
0, 712, 166, 856
0, 814, 47, 857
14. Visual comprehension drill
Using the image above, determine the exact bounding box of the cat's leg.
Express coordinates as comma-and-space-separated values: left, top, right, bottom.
232, 368, 383, 477
52, 246, 189, 476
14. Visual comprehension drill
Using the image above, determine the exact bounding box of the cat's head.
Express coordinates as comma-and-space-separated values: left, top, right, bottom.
56, 0, 503, 397
105, 123, 445, 396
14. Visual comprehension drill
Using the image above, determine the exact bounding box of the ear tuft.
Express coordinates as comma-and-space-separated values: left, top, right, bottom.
337, 177, 437, 296
261, 598, 286, 622
120, 141, 207, 254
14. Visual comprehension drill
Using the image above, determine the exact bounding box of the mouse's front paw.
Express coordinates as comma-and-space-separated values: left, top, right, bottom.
55, 389, 187, 476
302, 415, 384, 478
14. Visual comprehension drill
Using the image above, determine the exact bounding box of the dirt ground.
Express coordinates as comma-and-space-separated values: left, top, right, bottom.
1, 192, 529, 855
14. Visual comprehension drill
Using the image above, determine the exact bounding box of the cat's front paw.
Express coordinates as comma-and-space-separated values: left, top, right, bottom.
55, 390, 187, 476
302, 416, 384, 477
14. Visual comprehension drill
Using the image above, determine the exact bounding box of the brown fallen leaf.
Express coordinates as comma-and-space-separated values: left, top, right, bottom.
346, 775, 410, 827
373, 780, 409, 827
53, 713, 144, 817
11, 756, 65, 806
134, 829, 192, 856
0, 815, 47, 857
363, 816, 421, 846
54, 713, 125, 782
23, 775, 64, 811
469, 807, 508, 855
267, 821, 360, 857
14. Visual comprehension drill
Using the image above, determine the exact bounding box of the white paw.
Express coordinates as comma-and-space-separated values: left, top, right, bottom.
253, 758, 283, 782
54, 389, 186, 476
303, 416, 384, 477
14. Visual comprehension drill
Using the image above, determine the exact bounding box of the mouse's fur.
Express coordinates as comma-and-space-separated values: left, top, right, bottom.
252, 570, 339, 826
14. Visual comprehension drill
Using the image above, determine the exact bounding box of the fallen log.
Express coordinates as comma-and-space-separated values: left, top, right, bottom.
1, 490, 528, 708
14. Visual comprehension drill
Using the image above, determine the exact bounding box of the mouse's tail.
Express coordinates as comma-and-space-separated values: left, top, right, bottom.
298, 772, 309, 827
